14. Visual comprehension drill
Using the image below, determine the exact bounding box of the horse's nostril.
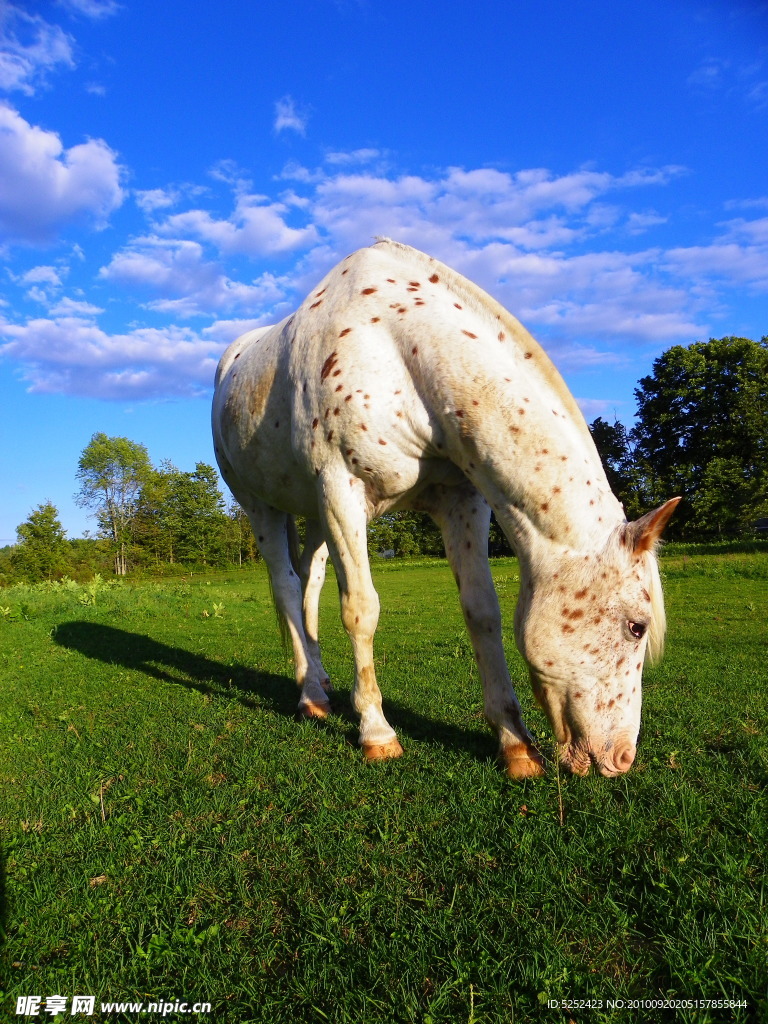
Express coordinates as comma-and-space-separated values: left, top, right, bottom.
614, 744, 636, 772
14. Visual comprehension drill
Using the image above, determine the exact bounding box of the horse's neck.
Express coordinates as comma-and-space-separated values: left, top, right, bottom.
430, 352, 624, 555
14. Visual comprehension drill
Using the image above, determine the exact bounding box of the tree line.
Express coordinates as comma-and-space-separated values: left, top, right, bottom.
1, 439, 257, 585
2, 335, 766, 584
589, 335, 767, 537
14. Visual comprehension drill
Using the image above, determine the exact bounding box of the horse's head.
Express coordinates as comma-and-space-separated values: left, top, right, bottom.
514, 498, 680, 776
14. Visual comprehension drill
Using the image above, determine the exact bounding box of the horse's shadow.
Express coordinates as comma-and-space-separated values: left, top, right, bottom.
53, 622, 507, 765
55, 620, 299, 717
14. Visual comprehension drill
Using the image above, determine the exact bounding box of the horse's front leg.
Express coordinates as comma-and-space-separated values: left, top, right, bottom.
424, 483, 545, 778
319, 473, 403, 761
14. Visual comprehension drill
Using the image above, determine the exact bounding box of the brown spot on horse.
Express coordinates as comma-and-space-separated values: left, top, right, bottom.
320, 352, 338, 380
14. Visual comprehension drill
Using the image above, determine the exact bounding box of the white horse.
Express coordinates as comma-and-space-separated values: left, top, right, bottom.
212, 239, 679, 778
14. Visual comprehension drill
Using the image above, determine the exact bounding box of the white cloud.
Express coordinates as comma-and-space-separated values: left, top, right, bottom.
116, 154, 710, 354
274, 95, 308, 135
658, 213, 768, 291
0, 315, 221, 399
0, 105, 124, 243
58, 0, 122, 19
325, 148, 383, 166
535, 300, 705, 344
687, 57, 726, 91
25, 286, 54, 305
134, 188, 180, 213
625, 211, 667, 234
720, 215, 768, 246
274, 161, 325, 184
724, 196, 768, 211
0, 6, 74, 94
747, 80, 768, 108
156, 194, 319, 257
304, 165, 685, 258
208, 159, 252, 191
663, 242, 768, 289
48, 296, 104, 316
687, 55, 768, 110
20, 265, 66, 288
5, 152, 764, 400
202, 318, 275, 343
99, 237, 287, 316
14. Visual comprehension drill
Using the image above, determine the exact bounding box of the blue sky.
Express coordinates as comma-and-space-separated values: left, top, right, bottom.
1, 0, 767, 543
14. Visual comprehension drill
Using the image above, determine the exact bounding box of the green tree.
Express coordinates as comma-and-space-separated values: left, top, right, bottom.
367, 511, 444, 558
75, 433, 153, 575
131, 462, 175, 565
165, 462, 227, 565
223, 500, 258, 565
631, 336, 768, 537
589, 416, 644, 519
14, 502, 69, 582
134, 461, 228, 567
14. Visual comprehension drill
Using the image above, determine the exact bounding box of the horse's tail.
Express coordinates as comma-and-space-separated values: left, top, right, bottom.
267, 515, 302, 656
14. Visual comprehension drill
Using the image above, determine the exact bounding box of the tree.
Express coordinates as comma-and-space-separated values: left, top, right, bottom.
631, 336, 768, 537
367, 511, 444, 557
130, 463, 175, 565
223, 500, 258, 565
14, 502, 69, 582
133, 461, 228, 567
164, 462, 227, 565
589, 417, 644, 519
75, 434, 153, 575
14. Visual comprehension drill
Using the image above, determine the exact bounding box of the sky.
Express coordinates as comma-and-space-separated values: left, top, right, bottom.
1, 0, 767, 544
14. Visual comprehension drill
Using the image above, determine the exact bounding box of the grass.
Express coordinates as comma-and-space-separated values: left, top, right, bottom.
0, 553, 766, 1023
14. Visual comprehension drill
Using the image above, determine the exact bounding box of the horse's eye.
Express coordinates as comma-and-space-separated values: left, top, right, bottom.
628, 621, 646, 640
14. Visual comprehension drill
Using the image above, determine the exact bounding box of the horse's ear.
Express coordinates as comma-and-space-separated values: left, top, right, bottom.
624, 497, 681, 554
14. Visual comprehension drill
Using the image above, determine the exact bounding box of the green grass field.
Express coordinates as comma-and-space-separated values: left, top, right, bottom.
1, 551, 766, 1023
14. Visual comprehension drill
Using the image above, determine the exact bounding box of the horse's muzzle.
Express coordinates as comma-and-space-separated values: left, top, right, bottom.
560, 738, 637, 777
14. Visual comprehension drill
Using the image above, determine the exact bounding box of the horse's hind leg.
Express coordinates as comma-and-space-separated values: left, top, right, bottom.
319, 473, 403, 760
420, 483, 545, 778
298, 519, 332, 693
247, 502, 331, 718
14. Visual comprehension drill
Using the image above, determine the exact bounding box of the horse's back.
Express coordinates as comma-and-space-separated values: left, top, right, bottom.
212, 238, 553, 520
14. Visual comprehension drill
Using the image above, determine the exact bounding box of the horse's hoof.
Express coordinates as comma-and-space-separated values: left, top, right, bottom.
298, 699, 331, 719
500, 743, 546, 779
362, 738, 404, 761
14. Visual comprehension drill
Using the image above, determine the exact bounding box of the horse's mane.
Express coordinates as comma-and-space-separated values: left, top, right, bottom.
645, 550, 667, 665
598, 522, 667, 665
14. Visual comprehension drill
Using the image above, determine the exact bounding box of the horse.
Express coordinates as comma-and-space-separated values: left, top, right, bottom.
212, 239, 679, 778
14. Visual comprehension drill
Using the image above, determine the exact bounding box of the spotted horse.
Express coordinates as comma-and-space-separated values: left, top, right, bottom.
212, 239, 679, 778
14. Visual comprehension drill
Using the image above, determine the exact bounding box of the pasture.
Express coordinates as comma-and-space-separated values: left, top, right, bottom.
1, 551, 766, 1023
